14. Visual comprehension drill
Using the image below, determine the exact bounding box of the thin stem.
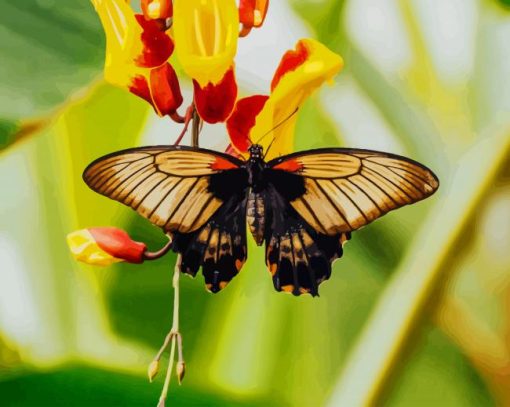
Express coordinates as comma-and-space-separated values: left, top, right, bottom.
172, 255, 181, 332
143, 237, 173, 261
156, 255, 183, 406
173, 105, 195, 146
169, 111, 185, 124
158, 335, 177, 407
191, 108, 201, 148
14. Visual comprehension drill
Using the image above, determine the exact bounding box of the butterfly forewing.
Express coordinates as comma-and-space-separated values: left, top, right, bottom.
268, 149, 439, 235
83, 146, 243, 234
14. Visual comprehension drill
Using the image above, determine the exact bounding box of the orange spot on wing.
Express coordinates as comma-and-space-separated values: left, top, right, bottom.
211, 157, 239, 171
273, 159, 303, 173
268, 263, 277, 276
235, 259, 244, 271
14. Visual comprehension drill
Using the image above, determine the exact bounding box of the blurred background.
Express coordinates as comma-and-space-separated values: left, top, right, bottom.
1, 0, 510, 405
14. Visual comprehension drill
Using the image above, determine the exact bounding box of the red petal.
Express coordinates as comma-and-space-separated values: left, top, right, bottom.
141, 0, 173, 20
226, 95, 268, 153
271, 41, 309, 91
149, 62, 183, 116
193, 68, 238, 124
129, 75, 152, 104
89, 227, 146, 264
134, 14, 174, 68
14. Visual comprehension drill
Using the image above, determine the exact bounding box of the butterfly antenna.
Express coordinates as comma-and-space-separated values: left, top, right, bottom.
252, 107, 299, 146
260, 107, 299, 160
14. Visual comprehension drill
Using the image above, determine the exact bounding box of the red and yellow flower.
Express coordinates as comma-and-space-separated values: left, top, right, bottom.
67, 227, 147, 266
92, 0, 276, 126
91, 0, 182, 117
227, 38, 343, 160
173, 0, 239, 123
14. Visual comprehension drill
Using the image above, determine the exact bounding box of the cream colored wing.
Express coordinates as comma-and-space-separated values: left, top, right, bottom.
83, 145, 244, 234
269, 149, 439, 235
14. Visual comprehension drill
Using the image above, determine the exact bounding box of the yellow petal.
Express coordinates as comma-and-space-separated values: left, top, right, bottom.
67, 229, 122, 266
251, 39, 343, 160
173, 0, 239, 87
91, 0, 144, 87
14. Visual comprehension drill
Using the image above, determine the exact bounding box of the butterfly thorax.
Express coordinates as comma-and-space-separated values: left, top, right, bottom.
246, 144, 267, 246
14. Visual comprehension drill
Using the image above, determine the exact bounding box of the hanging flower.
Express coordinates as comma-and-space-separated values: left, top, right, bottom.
173, 0, 239, 123
67, 227, 147, 266
227, 38, 343, 160
91, 0, 183, 117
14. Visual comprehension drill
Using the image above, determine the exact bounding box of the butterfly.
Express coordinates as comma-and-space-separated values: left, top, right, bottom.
83, 143, 439, 296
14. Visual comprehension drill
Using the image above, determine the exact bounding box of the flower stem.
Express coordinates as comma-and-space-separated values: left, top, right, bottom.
191, 108, 201, 148
173, 105, 194, 146
158, 334, 177, 407
154, 255, 184, 406
143, 236, 173, 261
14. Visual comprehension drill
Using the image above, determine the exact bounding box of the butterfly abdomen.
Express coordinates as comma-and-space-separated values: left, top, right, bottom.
247, 191, 265, 246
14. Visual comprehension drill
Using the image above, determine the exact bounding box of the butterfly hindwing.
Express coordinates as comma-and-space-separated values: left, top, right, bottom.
264, 183, 350, 296
83, 145, 244, 234
268, 148, 439, 235
172, 190, 248, 293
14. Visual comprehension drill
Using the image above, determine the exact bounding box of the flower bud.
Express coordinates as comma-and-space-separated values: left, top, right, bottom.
148, 359, 160, 382
67, 227, 146, 266
176, 361, 185, 384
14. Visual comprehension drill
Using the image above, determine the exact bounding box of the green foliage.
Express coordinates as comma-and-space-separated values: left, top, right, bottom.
0, 365, 276, 407
0, 0, 103, 149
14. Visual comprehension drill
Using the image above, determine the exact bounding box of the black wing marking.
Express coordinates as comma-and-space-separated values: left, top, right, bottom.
264, 182, 350, 296
172, 180, 248, 293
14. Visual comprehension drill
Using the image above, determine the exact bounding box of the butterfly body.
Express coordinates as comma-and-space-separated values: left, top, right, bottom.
84, 143, 439, 296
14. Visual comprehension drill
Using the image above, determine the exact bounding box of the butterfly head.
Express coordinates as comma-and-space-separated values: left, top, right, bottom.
248, 144, 264, 160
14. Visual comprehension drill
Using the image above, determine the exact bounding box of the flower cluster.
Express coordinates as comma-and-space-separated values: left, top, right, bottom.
91, 0, 268, 125
90, 0, 342, 159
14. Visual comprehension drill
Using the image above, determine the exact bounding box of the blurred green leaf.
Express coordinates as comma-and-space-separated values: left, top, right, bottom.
497, 0, 510, 9
0, 365, 277, 407
0, 0, 103, 149
0, 119, 19, 149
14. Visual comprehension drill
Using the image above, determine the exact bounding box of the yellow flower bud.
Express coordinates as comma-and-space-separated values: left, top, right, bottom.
176, 361, 185, 385
148, 359, 160, 382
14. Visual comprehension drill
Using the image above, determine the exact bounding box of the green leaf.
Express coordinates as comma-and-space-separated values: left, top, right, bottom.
0, 0, 103, 148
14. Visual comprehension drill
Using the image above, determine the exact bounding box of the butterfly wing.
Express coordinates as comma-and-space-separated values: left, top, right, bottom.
267, 148, 439, 235
262, 148, 438, 296
263, 182, 350, 296
84, 145, 249, 293
172, 191, 248, 293
83, 145, 244, 234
